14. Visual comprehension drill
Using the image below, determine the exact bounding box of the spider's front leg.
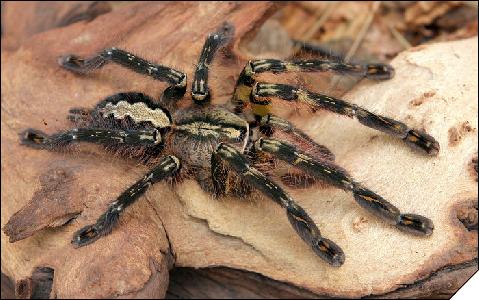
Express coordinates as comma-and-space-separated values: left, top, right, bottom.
72, 155, 180, 247
213, 143, 345, 266
254, 138, 434, 236
191, 22, 234, 104
253, 83, 440, 156
58, 48, 187, 103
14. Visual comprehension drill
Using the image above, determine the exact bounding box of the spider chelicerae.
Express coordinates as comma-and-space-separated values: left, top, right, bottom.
18, 22, 439, 267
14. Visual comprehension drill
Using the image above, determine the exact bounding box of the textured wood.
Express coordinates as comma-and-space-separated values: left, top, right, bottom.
1, 1, 477, 298
1, 1, 112, 51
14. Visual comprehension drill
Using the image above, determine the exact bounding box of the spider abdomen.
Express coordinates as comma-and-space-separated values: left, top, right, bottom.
94, 92, 172, 130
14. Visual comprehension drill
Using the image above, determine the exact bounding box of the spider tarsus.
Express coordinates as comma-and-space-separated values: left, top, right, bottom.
313, 238, 345, 267
403, 129, 440, 156
58, 54, 82, 67
352, 186, 401, 224
72, 209, 119, 247
58, 54, 105, 74
365, 63, 395, 80
396, 213, 434, 236
71, 224, 101, 248
20, 129, 50, 148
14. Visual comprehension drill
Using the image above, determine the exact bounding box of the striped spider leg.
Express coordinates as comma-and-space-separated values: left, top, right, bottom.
71, 155, 180, 247
58, 47, 187, 104
214, 143, 345, 266
253, 83, 440, 155
258, 114, 335, 162
257, 114, 336, 188
232, 58, 394, 115
20, 91, 180, 247
192, 22, 234, 104
253, 137, 434, 237
21, 126, 181, 247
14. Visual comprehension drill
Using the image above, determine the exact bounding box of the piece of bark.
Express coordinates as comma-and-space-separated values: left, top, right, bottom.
1, 1, 112, 52
1, 2, 477, 299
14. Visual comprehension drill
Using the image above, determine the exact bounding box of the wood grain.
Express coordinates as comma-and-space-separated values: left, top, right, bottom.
1, 2, 477, 298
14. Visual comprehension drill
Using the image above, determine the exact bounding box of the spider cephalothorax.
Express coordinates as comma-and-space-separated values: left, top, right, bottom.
15, 22, 438, 267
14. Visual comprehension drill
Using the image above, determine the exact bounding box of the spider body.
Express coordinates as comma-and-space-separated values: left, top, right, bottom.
12, 22, 439, 267
170, 106, 249, 169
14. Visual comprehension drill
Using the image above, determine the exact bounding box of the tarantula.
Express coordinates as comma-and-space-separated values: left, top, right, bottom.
18, 22, 439, 267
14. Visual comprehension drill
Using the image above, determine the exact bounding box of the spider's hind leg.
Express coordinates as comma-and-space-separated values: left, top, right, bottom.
259, 114, 335, 161
214, 143, 345, 266
254, 137, 434, 236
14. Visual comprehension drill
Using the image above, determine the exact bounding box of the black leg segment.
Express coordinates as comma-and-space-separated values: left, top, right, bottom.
254, 137, 434, 236
21, 127, 162, 150
214, 143, 345, 266
72, 155, 181, 247
232, 58, 394, 114
259, 114, 335, 161
59, 48, 187, 102
191, 22, 234, 104
253, 83, 440, 156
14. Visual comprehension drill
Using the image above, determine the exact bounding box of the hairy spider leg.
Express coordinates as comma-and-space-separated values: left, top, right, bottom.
291, 40, 346, 62
67, 107, 93, 126
191, 22, 234, 104
59, 48, 187, 103
72, 155, 180, 247
254, 137, 434, 236
21, 127, 162, 150
259, 114, 335, 161
253, 83, 440, 156
257, 114, 335, 188
214, 143, 345, 266
232, 58, 394, 116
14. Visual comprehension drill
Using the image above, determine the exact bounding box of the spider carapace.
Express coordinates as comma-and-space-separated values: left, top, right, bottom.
18, 22, 439, 267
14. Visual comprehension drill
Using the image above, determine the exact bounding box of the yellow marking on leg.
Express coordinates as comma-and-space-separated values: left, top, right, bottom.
252, 103, 272, 117
285, 63, 301, 72
407, 135, 419, 142
233, 84, 252, 105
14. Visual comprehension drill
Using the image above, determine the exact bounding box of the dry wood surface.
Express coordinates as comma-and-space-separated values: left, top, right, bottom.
1, 1, 477, 298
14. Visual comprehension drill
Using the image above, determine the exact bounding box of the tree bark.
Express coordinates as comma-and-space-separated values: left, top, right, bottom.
1, 2, 477, 298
